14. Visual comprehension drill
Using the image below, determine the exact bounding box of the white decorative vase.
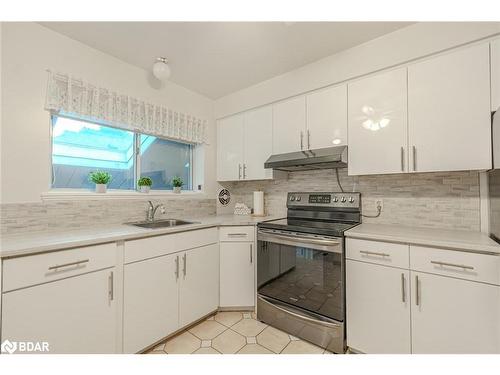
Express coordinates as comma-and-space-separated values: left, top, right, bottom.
95, 184, 107, 193
140, 186, 151, 193
173, 186, 181, 194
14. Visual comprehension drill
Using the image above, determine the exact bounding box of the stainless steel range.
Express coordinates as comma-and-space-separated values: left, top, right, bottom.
256, 191, 361, 353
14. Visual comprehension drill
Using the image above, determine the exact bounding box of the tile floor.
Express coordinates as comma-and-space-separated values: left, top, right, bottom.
146, 311, 333, 354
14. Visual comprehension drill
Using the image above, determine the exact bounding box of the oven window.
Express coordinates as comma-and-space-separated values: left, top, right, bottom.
257, 241, 343, 321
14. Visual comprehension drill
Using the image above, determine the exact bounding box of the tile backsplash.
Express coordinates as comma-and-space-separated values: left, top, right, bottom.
1, 197, 216, 235
218, 170, 481, 231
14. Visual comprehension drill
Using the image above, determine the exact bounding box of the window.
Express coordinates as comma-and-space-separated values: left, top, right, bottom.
51, 115, 193, 191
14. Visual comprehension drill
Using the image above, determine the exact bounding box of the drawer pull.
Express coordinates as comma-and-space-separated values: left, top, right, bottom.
227, 233, 248, 237
401, 273, 406, 303
48, 259, 89, 271
108, 271, 114, 301
430, 260, 474, 270
359, 250, 390, 257
415, 275, 420, 306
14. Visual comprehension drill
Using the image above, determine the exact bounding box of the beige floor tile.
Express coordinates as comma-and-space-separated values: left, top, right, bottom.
164, 331, 201, 354
257, 326, 291, 353
232, 318, 267, 337
237, 344, 274, 354
193, 347, 220, 354
243, 313, 252, 319
150, 343, 165, 352
214, 311, 243, 327
251, 312, 257, 319
201, 340, 212, 348
246, 336, 257, 344
281, 340, 324, 354
212, 329, 246, 354
189, 320, 227, 340
289, 334, 300, 341
147, 349, 167, 355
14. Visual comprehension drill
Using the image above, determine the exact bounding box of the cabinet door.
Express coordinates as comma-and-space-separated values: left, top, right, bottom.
220, 242, 255, 307
123, 253, 179, 353
179, 244, 219, 327
1, 269, 117, 354
346, 260, 411, 353
411, 272, 500, 354
217, 114, 244, 181
492, 39, 500, 111
306, 85, 347, 149
348, 68, 408, 176
408, 44, 491, 173
243, 105, 273, 180
272, 96, 306, 154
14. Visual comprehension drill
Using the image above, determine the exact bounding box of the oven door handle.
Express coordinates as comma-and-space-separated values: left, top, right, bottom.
258, 229, 342, 253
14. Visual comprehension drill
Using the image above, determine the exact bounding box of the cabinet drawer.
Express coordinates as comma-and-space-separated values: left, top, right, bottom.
2, 243, 116, 292
410, 245, 500, 285
219, 226, 255, 242
125, 227, 218, 263
346, 238, 409, 268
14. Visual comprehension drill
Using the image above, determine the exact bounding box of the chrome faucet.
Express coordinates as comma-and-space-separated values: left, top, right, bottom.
146, 201, 165, 222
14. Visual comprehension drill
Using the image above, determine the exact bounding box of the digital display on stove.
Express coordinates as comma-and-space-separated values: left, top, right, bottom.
308, 194, 331, 204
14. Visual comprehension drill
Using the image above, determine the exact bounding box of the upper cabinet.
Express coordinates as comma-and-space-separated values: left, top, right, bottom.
272, 96, 306, 154
408, 43, 491, 173
217, 105, 274, 181
306, 85, 348, 149
348, 68, 408, 176
492, 39, 500, 111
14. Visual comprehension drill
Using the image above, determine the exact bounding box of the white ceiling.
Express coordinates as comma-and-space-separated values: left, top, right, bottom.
40, 22, 413, 99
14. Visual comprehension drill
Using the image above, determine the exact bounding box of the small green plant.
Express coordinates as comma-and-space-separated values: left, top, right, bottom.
89, 171, 112, 185
138, 176, 153, 187
172, 176, 184, 188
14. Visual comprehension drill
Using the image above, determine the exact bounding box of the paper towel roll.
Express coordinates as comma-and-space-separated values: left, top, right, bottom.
253, 191, 264, 216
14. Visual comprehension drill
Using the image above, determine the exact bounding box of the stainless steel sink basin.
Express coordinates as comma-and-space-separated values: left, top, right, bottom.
127, 219, 198, 229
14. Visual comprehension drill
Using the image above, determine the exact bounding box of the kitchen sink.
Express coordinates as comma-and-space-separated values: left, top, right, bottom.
127, 219, 198, 229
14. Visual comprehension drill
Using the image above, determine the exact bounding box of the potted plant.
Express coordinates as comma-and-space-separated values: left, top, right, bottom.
89, 171, 112, 193
172, 176, 184, 193
138, 176, 153, 193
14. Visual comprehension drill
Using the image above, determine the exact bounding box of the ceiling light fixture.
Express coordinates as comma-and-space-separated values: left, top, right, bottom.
152, 57, 171, 81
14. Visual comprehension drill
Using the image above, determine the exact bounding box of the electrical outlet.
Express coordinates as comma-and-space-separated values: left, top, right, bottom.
376, 199, 383, 211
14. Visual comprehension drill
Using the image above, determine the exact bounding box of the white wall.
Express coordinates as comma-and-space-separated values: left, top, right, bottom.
215, 22, 500, 118
0, 22, 216, 203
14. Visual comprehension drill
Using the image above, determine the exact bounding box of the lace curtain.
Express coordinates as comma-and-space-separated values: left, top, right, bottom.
44, 70, 208, 144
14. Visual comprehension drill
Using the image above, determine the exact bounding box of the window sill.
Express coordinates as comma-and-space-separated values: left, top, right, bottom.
41, 189, 208, 201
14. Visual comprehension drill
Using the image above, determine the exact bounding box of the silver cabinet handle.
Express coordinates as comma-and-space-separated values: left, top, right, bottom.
401, 147, 405, 172
175, 255, 179, 279
359, 250, 390, 257
401, 273, 406, 303
48, 259, 89, 271
250, 243, 253, 263
300, 131, 304, 150
415, 275, 420, 306
238, 164, 242, 179
412, 146, 417, 171
228, 233, 248, 238
307, 130, 311, 149
183, 253, 187, 277
243, 163, 247, 179
430, 260, 474, 270
108, 271, 114, 302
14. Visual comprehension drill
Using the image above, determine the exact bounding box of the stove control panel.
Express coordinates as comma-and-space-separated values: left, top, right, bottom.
287, 192, 361, 209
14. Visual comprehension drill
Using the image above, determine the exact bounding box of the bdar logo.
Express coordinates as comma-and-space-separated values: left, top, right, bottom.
1, 340, 18, 354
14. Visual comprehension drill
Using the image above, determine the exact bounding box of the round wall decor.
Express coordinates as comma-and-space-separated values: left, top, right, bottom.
218, 189, 231, 205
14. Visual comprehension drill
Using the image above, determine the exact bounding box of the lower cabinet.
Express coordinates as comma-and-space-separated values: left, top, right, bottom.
1, 268, 117, 354
346, 260, 411, 354
220, 242, 255, 308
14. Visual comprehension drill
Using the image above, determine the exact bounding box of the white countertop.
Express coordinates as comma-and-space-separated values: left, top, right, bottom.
0, 214, 282, 259
345, 223, 500, 255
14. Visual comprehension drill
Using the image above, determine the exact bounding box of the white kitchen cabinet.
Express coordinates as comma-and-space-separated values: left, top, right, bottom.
408, 43, 491, 173
346, 260, 411, 354
217, 114, 244, 181
220, 242, 255, 308
492, 38, 500, 111
411, 271, 500, 354
273, 96, 306, 154
179, 243, 219, 327
123, 253, 179, 353
1, 268, 117, 354
243, 106, 273, 180
347, 68, 408, 175
306, 85, 348, 149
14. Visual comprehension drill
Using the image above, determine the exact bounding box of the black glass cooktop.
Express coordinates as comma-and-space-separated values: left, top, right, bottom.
258, 218, 359, 237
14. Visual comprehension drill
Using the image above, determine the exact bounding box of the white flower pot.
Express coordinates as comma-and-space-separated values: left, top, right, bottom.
140, 186, 151, 193
95, 184, 107, 193
173, 186, 182, 194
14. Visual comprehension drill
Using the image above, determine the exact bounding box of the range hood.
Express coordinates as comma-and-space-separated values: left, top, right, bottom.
264, 146, 348, 172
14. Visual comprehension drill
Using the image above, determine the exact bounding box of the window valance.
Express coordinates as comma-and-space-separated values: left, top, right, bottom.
44, 70, 208, 144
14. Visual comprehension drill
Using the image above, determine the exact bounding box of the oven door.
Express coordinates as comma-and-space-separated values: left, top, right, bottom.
257, 228, 345, 322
